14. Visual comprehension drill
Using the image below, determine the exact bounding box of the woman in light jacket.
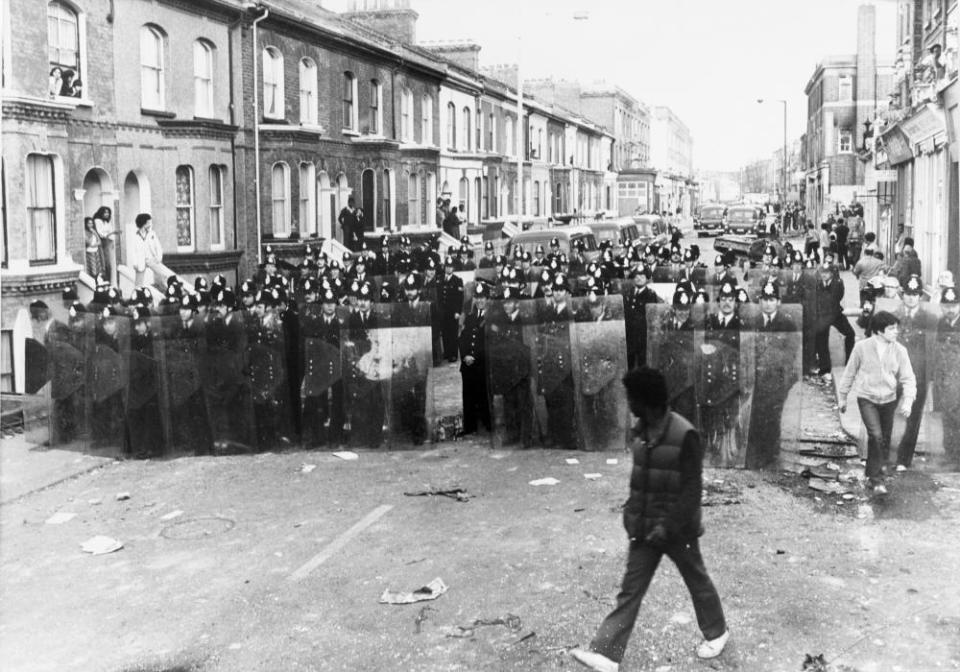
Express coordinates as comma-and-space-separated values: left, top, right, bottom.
837, 311, 916, 495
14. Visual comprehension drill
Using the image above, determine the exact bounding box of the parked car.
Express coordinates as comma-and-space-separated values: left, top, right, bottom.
588, 219, 640, 250
694, 204, 727, 237
724, 205, 766, 236
747, 237, 788, 266
505, 226, 600, 262
632, 214, 671, 249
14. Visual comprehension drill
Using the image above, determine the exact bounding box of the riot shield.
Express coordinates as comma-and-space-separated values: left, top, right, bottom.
485, 299, 535, 449
621, 279, 662, 370
527, 298, 579, 450
23, 321, 53, 448
246, 311, 295, 451
341, 303, 391, 449
387, 300, 435, 448
695, 305, 755, 468
646, 303, 698, 427
741, 303, 802, 470
418, 283, 443, 366
570, 295, 629, 452
887, 307, 938, 470
46, 314, 93, 451
298, 306, 347, 449
126, 317, 167, 458
933, 314, 960, 470
474, 267, 498, 284
159, 314, 213, 455
88, 313, 130, 456
201, 310, 255, 453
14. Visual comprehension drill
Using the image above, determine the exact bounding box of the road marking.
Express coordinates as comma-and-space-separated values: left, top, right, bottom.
288, 504, 393, 581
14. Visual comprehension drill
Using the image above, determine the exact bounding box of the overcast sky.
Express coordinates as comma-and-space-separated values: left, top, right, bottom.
325, 0, 898, 172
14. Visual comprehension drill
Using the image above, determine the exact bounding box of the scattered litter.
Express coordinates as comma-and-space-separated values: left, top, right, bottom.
842, 494, 856, 501
300, 463, 317, 473
573, 508, 586, 513
775, 549, 786, 555
88, 498, 102, 506
115, 492, 131, 501
414, 606, 434, 634
80, 535, 123, 555
511, 631, 536, 645
565, 458, 580, 465
702, 480, 742, 506
380, 577, 448, 605
403, 487, 471, 502
45, 512, 77, 525
440, 614, 523, 639
807, 479, 846, 494
489, 453, 507, 460
605, 459, 618, 465
529, 477, 560, 486
332, 451, 359, 461
801, 465, 841, 481
160, 510, 184, 521
583, 473, 602, 480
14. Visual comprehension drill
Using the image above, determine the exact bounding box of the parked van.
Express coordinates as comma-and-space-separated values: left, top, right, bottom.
694, 204, 727, 236
588, 219, 640, 249
723, 205, 766, 236
505, 226, 600, 262
632, 214, 671, 249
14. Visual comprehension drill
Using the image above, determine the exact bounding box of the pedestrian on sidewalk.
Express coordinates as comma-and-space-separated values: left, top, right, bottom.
812, 262, 855, 380
570, 367, 729, 672
837, 311, 916, 495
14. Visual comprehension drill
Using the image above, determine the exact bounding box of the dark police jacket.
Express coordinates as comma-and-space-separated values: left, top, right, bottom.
622, 412, 703, 543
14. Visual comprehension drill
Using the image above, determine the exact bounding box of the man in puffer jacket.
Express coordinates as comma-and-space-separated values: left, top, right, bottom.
571, 367, 729, 672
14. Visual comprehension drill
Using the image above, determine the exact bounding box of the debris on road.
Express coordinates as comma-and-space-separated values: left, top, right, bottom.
583, 473, 602, 480
439, 613, 523, 639
565, 458, 580, 465
87, 498, 102, 506
80, 535, 123, 555
300, 463, 317, 473
414, 605, 434, 634
606, 459, 618, 465
45, 511, 77, 525
403, 487, 471, 502
379, 577, 448, 605
160, 510, 184, 521
332, 451, 359, 461
115, 492, 131, 501
702, 480, 742, 506
529, 477, 560, 486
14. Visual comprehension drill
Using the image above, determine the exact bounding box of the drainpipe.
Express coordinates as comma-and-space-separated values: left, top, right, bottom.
250, 4, 269, 264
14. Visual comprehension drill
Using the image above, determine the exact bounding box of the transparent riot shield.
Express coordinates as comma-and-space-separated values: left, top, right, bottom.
418, 283, 444, 366
647, 303, 698, 428
570, 295, 629, 452
888, 307, 938, 469
298, 304, 347, 449
485, 299, 535, 450
387, 300, 434, 448
201, 310, 255, 454
89, 313, 130, 457
46, 312, 93, 451
474, 267, 498, 285
621, 278, 663, 370
126, 317, 167, 458
695, 305, 755, 468
342, 303, 391, 449
22, 313, 53, 449
932, 315, 960, 471
245, 310, 295, 451
158, 313, 213, 456
649, 280, 678, 304
527, 298, 579, 450
741, 303, 802, 470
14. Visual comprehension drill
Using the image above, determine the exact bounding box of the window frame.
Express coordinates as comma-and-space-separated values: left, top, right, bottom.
368, 79, 382, 135
208, 164, 225, 250
343, 71, 358, 131
299, 162, 317, 237
175, 165, 196, 252
271, 161, 292, 237
476, 108, 482, 151
838, 128, 853, 154
25, 153, 58, 265
488, 112, 495, 152
262, 46, 284, 120
462, 106, 472, 151
193, 39, 215, 118
407, 172, 420, 226
299, 57, 318, 126
421, 94, 433, 145
140, 24, 166, 111
400, 88, 413, 142
47, 1, 87, 101
446, 101, 457, 150
837, 75, 853, 102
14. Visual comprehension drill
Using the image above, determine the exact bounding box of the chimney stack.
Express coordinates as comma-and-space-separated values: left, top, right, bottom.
344, 0, 418, 45
856, 4, 877, 148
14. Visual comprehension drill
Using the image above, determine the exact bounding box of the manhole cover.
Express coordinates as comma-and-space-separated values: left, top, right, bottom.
160, 516, 235, 540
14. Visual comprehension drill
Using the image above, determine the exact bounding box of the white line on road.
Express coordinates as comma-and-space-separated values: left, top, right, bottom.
288, 504, 393, 581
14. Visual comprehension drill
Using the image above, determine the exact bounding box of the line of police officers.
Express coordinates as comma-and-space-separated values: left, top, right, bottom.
29, 233, 960, 469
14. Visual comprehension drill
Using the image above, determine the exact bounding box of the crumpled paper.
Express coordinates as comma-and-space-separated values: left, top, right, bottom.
379, 577, 448, 605
529, 477, 560, 486
80, 536, 123, 555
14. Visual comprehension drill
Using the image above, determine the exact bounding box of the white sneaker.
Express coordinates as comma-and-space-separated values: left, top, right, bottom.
874, 484, 889, 495
570, 648, 619, 672
896, 464, 907, 472
697, 630, 730, 659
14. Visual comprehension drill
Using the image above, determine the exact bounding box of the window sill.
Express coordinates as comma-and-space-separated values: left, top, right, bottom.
263, 115, 288, 124
52, 95, 93, 108
298, 123, 325, 134
342, 129, 361, 137
193, 115, 225, 124
142, 108, 175, 119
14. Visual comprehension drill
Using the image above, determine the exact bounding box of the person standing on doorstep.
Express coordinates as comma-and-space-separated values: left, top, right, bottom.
812, 261, 854, 381
571, 367, 728, 672
338, 196, 363, 251
131, 213, 167, 288
837, 311, 916, 495
893, 275, 935, 472
92, 206, 116, 285
435, 197, 447, 229
442, 200, 461, 240
83, 216, 104, 279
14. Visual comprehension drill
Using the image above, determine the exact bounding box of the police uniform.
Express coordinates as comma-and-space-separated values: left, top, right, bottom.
165, 294, 213, 454
437, 261, 465, 362
623, 266, 662, 369
391, 273, 430, 445
894, 275, 936, 468
344, 282, 387, 448
459, 282, 491, 435
935, 287, 960, 467
126, 306, 165, 458
537, 275, 578, 450
487, 286, 533, 447
699, 282, 744, 465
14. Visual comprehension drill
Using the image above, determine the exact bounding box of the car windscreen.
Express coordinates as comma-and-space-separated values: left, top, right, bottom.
573, 234, 598, 251
727, 209, 758, 223
701, 207, 725, 218
622, 225, 639, 240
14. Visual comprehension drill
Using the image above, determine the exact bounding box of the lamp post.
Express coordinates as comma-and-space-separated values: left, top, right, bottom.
757, 98, 787, 207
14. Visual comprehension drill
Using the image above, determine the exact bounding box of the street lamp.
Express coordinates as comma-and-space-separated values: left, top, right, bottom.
757, 98, 787, 208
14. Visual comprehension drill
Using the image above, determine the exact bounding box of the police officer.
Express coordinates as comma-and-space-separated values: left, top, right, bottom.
487, 286, 533, 447
345, 281, 386, 448
894, 275, 936, 471
391, 273, 430, 445
478, 241, 497, 269
624, 264, 661, 369
438, 257, 464, 363
700, 281, 743, 465
459, 281, 491, 435
538, 274, 578, 450
935, 287, 960, 468
127, 306, 164, 458
168, 293, 213, 454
